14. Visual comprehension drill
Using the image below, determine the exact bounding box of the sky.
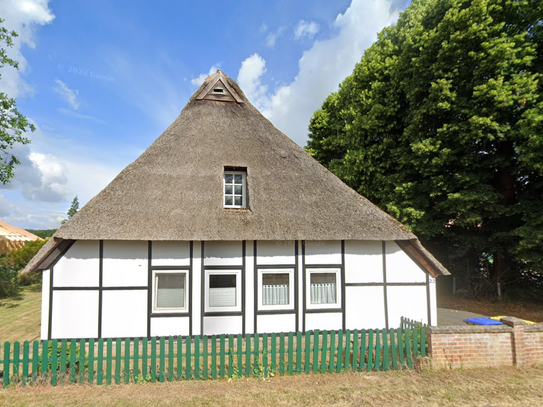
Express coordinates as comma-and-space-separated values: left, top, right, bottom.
0, 0, 410, 230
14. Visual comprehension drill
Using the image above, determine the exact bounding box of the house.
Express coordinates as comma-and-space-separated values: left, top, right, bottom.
0, 220, 43, 256
25, 70, 449, 340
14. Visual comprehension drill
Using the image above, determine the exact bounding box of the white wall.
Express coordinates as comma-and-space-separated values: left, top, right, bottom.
258, 314, 296, 333
345, 286, 386, 329
204, 241, 242, 266
41, 270, 50, 340
245, 241, 255, 334
51, 290, 99, 339
192, 242, 202, 335
344, 241, 383, 283
304, 241, 341, 265
305, 312, 342, 331
257, 241, 295, 265
387, 285, 428, 328
103, 241, 148, 287
429, 276, 437, 326
53, 241, 100, 287
152, 241, 190, 266
385, 241, 426, 283
101, 290, 147, 338
44, 239, 439, 339
203, 316, 243, 335
151, 317, 190, 337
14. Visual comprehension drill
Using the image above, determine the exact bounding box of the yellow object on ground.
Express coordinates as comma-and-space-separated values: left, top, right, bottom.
490, 316, 538, 325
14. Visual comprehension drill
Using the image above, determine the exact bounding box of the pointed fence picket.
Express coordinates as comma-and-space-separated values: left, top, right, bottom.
0, 318, 426, 387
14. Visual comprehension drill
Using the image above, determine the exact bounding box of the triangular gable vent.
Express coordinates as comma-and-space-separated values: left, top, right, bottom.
196, 71, 243, 103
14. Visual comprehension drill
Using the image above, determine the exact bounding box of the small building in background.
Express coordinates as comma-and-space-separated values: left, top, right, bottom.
0, 220, 43, 256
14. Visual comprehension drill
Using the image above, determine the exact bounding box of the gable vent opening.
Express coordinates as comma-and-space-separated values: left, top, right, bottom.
213, 87, 225, 94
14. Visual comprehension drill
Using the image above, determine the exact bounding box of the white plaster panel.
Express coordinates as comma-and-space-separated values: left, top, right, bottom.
151, 241, 190, 266
297, 241, 304, 332
151, 317, 190, 337
41, 270, 50, 340
345, 286, 386, 330
429, 277, 438, 326
386, 285, 428, 328
204, 241, 243, 266
385, 241, 426, 283
344, 241, 383, 284
51, 290, 99, 339
305, 312, 342, 331
101, 290, 148, 338
53, 241, 100, 287
256, 241, 295, 265
304, 241, 342, 265
102, 241, 148, 287
192, 242, 202, 335
245, 241, 255, 334
203, 316, 243, 335
258, 314, 296, 334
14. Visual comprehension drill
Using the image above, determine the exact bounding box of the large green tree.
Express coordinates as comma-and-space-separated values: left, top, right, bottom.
307, 0, 543, 295
0, 19, 34, 184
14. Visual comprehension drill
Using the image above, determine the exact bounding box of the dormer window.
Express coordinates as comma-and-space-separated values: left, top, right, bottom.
224, 168, 247, 208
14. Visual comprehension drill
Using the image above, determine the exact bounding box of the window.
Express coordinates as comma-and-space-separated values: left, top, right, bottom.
205, 270, 242, 312
262, 273, 289, 305
306, 268, 341, 309
224, 170, 246, 208
258, 268, 295, 311
152, 271, 188, 313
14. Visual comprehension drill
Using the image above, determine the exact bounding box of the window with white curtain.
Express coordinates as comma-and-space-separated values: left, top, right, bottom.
258, 268, 294, 311
310, 273, 336, 304
153, 271, 187, 312
262, 273, 289, 305
306, 268, 340, 309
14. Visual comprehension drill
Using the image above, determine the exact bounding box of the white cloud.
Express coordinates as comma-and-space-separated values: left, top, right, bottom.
266, 27, 285, 48
294, 20, 320, 40
237, 0, 400, 146
54, 79, 80, 110
1, 142, 71, 202
191, 64, 221, 87
0, 0, 54, 98
57, 107, 106, 124
237, 54, 267, 106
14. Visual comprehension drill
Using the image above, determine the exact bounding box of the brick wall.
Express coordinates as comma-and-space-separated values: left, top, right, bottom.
428, 318, 543, 369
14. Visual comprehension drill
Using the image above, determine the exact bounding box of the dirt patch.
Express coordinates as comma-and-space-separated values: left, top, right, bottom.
439, 294, 543, 323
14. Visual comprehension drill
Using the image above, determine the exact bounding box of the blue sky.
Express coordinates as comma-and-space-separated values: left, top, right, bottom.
0, 0, 409, 229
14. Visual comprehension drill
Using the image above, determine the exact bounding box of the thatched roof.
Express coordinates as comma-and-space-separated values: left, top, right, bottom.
24, 70, 449, 276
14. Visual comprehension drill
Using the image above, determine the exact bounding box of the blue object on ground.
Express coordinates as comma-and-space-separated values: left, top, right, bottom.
465, 317, 503, 325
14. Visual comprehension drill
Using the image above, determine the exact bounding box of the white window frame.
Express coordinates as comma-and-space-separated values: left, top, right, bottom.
152, 270, 189, 313
305, 268, 341, 310
205, 269, 242, 313
223, 170, 247, 208
258, 268, 295, 311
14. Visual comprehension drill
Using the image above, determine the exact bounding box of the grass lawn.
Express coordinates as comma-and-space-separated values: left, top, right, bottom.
0, 366, 542, 406
0, 284, 41, 343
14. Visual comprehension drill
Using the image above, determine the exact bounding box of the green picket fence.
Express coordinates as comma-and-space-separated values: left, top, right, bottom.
0, 323, 426, 387
400, 316, 427, 330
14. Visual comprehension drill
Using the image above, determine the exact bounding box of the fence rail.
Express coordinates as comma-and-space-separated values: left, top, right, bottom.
0, 320, 425, 387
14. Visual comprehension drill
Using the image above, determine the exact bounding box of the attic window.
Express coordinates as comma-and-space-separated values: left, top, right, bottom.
213, 87, 225, 93
224, 168, 247, 208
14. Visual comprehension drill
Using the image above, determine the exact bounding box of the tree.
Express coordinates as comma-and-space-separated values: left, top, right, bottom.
62, 196, 79, 224
0, 19, 35, 184
307, 0, 543, 297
